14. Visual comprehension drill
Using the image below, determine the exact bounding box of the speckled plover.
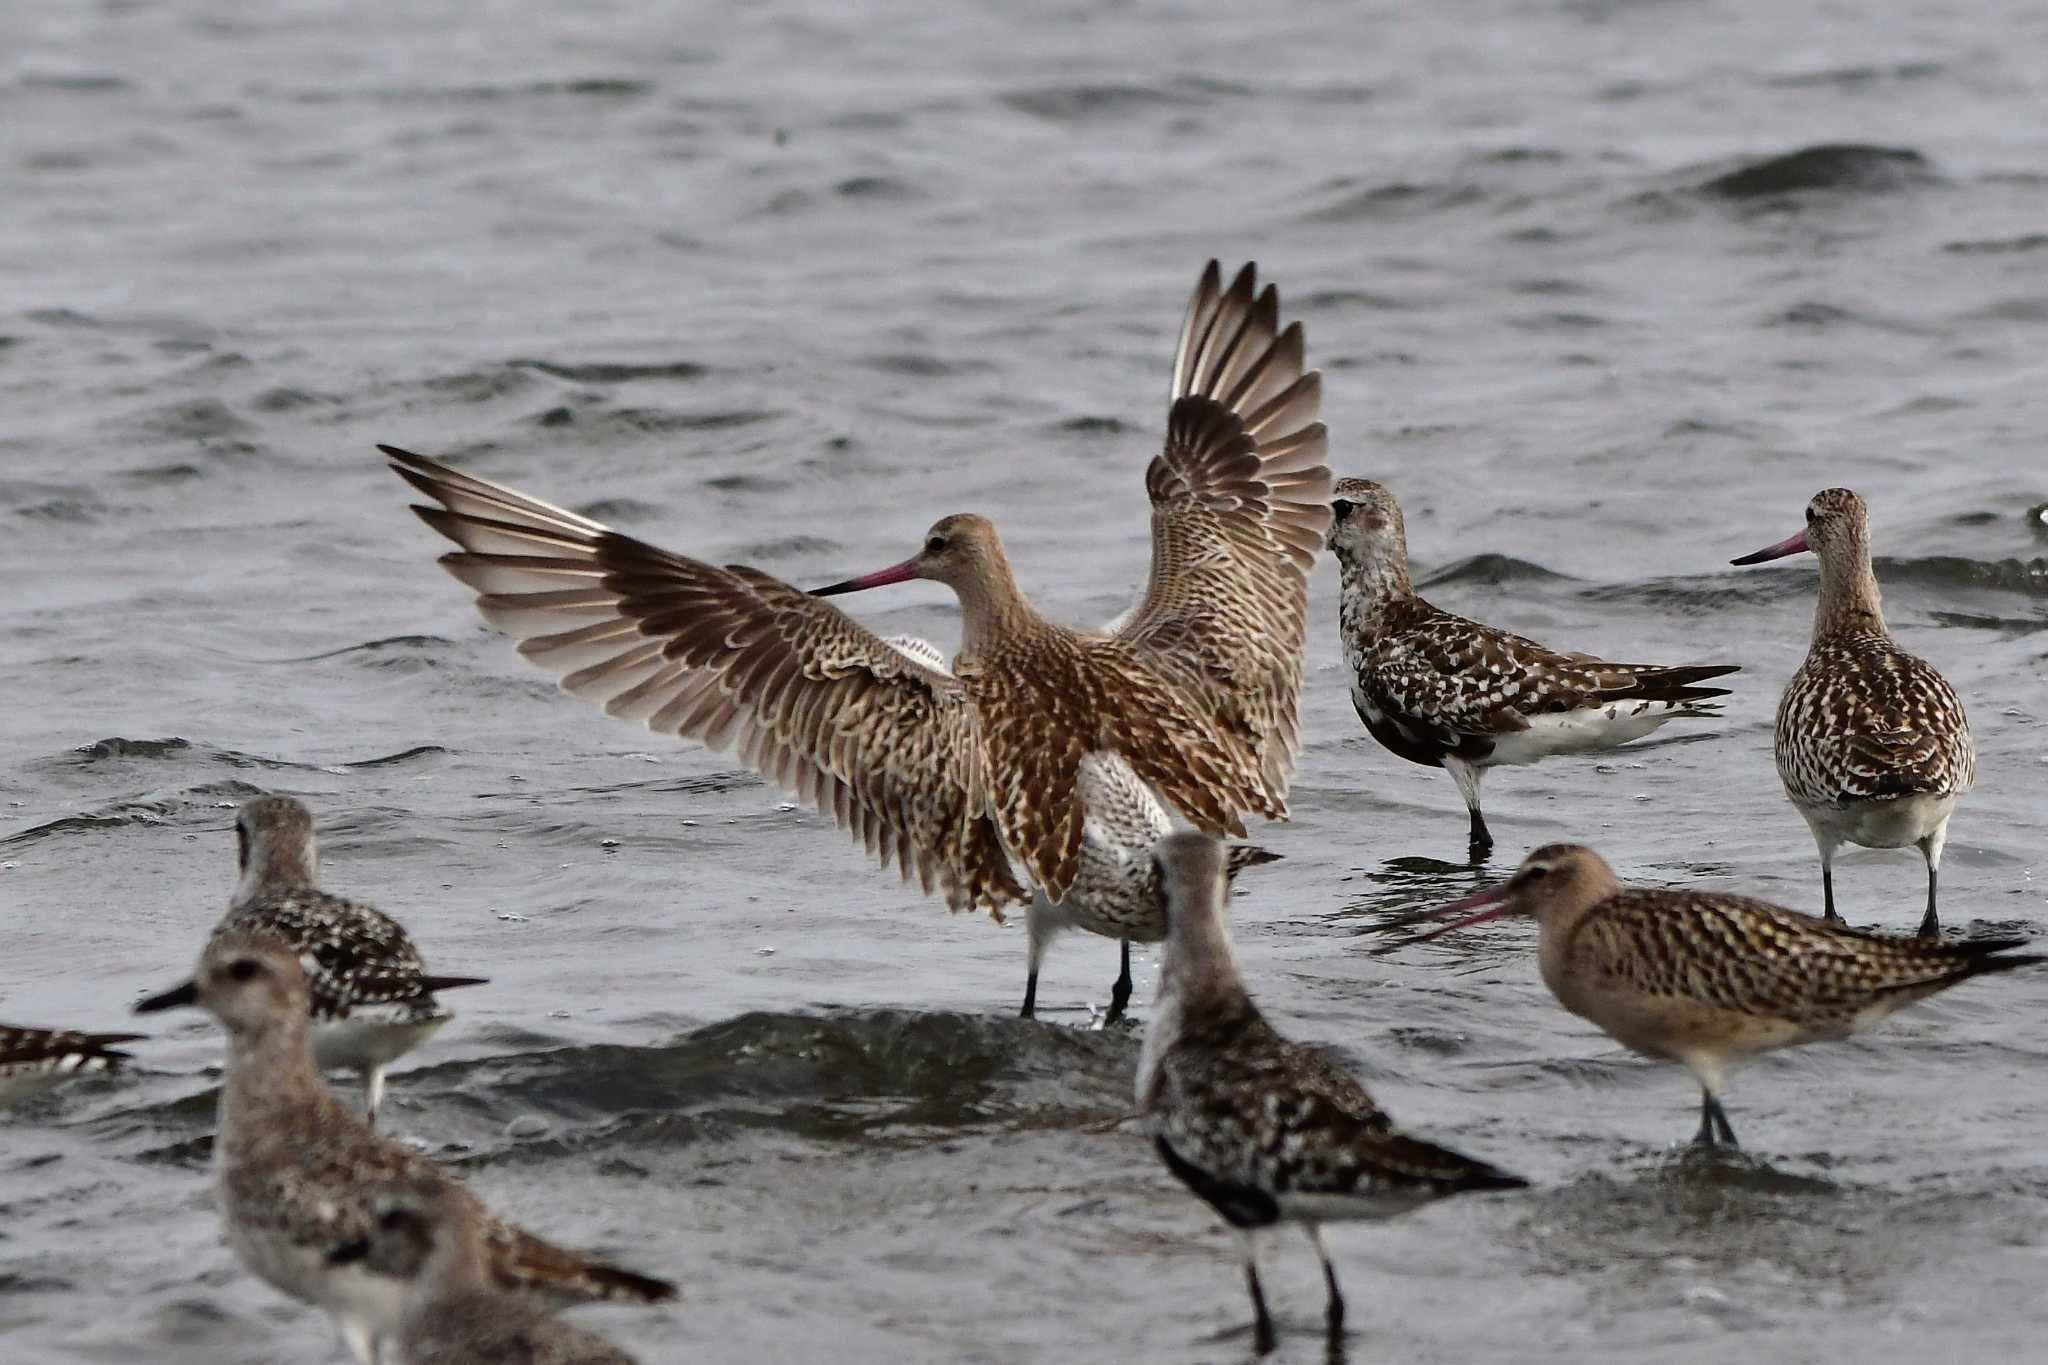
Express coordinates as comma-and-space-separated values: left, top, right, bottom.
1139, 832, 1525, 1353
136, 930, 673, 1365
218, 794, 486, 1123
1327, 477, 1738, 860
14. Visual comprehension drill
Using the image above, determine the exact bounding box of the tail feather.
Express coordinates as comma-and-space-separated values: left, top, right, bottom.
1628, 663, 1741, 703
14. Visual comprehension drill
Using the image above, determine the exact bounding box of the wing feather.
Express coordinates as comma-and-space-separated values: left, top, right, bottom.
385, 446, 1025, 916
1115, 262, 1333, 812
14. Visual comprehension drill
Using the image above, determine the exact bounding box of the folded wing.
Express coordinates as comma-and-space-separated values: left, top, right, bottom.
384, 446, 1026, 917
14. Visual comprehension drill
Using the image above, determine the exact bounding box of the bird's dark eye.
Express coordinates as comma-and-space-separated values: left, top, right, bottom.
1331, 499, 1352, 519
1805, 506, 1817, 524
1522, 865, 1551, 883
924, 535, 947, 554
228, 959, 261, 982
379, 1208, 408, 1231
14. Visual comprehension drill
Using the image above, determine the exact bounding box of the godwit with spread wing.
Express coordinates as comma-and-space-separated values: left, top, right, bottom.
384, 261, 1329, 1021
1327, 478, 1739, 859
1139, 833, 1525, 1354
1732, 487, 1975, 937
1405, 844, 2037, 1147
220, 795, 486, 1125
0, 1024, 142, 1107
135, 932, 674, 1365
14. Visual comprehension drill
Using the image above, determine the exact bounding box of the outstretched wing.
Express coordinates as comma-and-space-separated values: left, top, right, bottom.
1114, 261, 1332, 814
384, 446, 1026, 917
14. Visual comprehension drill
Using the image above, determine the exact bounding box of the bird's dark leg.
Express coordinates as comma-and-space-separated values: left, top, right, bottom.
1018, 968, 1038, 1019
1820, 861, 1842, 924
1246, 1256, 1276, 1355
1310, 1226, 1346, 1342
1446, 758, 1491, 862
1105, 940, 1133, 1025
1694, 1091, 1739, 1148
1713, 1100, 1739, 1148
1917, 850, 1940, 939
1467, 807, 1492, 861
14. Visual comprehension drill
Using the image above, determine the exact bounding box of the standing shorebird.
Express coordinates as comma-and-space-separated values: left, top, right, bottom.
0, 1024, 142, 1107
219, 795, 488, 1124
349, 1181, 639, 1365
1138, 832, 1526, 1353
1732, 488, 1975, 937
1326, 478, 1739, 860
1408, 844, 2039, 1147
385, 260, 1330, 1022
135, 932, 674, 1365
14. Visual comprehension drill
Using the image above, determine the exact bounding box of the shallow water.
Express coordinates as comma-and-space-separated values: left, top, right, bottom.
5, 1, 2048, 1361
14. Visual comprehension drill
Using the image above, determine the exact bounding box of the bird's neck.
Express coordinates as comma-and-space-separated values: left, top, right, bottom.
1333, 533, 1413, 641
233, 851, 318, 910
1813, 539, 1888, 643
954, 561, 1048, 659
219, 1015, 345, 1146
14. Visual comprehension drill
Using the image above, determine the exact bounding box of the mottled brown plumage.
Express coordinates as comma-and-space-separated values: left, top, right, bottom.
382, 262, 1328, 951
1413, 844, 2038, 1147
135, 933, 672, 1365
356, 1182, 641, 1365
1329, 478, 1737, 854
1732, 487, 1974, 936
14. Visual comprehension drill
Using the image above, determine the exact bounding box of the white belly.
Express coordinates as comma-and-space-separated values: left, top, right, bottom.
1484, 700, 1693, 767
1795, 792, 1957, 850
311, 1008, 452, 1074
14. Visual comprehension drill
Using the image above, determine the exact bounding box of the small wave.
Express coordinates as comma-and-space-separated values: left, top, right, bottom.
1882, 554, 2048, 598
512, 359, 708, 384
1000, 81, 1210, 123
1298, 179, 1487, 224
1697, 143, 1935, 200
72, 737, 193, 762
414, 1008, 1136, 1155
1942, 233, 2048, 256
1, 780, 267, 847
1416, 554, 1572, 589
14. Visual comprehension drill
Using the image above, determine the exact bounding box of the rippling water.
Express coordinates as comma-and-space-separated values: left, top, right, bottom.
5, 1, 2048, 1361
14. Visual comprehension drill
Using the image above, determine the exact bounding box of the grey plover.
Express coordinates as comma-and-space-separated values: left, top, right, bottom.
344, 1178, 640, 1365
1732, 487, 1975, 936
1138, 832, 1525, 1353
220, 794, 487, 1123
135, 930, 674, 1365
385, 260, 1331, 1019
1410, 844, 2039, 1146
0, 1024, 142, 1106
1327, 477, 1739, 859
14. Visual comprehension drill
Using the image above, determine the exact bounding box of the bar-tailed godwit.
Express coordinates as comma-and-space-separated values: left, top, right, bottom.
1139, 832, 1525, 1353
136, 931, 673, 1365
220, 795, 486, 1124
1732, 487, 1975, 936
1407, 844, 2038, 1147
385, 261, 1329, 1021
1328, 478, 1739, 859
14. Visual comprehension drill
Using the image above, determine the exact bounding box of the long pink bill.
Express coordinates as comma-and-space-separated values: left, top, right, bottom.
810, 555, 922, 598
1729, 528, 1811, 566
1365, 881, 1523, 955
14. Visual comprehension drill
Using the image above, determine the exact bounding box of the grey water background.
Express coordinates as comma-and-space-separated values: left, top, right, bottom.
5, 0, 2048, 1360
